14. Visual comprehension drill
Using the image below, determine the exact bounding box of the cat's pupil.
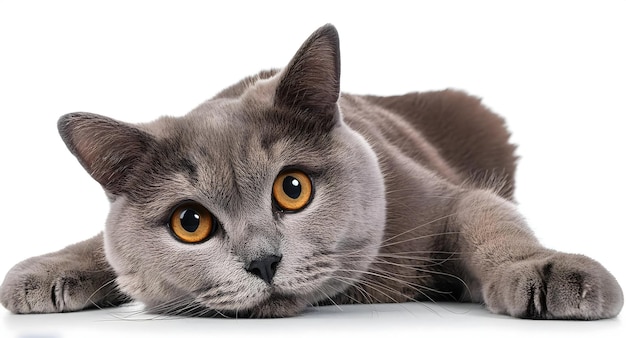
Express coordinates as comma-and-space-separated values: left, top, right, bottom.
179, 209, 200, 232
283, 176, 301, 199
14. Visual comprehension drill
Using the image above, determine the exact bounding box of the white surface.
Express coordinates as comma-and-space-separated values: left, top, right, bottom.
0, 0, 624, 337
2, 302, 623, 338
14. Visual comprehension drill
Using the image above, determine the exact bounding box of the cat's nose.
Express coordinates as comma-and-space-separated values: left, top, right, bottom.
247, 255, 282, 284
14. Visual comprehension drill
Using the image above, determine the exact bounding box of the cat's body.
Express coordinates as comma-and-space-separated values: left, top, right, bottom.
1, 25, 622, 319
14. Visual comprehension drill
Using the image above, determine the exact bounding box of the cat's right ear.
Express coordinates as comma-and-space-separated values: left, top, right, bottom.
57, 113, 154, 195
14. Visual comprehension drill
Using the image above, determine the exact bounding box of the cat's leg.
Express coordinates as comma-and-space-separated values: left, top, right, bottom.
455, 189, 623, 319
0, 232, 127, 313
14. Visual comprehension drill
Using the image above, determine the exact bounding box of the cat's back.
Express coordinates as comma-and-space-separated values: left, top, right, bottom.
343, 90, 517, 199
214, 71, 517, 198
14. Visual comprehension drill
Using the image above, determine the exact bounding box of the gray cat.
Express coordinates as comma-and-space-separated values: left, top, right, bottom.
1, 24, 622, 319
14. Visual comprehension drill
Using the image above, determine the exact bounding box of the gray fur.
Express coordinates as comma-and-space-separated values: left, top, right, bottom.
1, 24, 622, 319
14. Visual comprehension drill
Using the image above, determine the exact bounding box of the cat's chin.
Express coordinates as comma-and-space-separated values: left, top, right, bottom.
188, 293, 307, 318
237, 294, 308, 318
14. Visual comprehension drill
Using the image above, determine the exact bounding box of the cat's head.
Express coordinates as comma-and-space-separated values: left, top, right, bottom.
58, 24, 386, 317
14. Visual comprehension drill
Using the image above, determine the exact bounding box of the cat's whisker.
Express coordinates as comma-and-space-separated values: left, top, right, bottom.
337, 249, 461, 257
322, 282, 365, 306
170, 301, 206, 318
375, 250, 462, 266
318, 288, 344, 312
359, 254, 472, 299
342, 253, 461, 266
323, 277, 376, 306
334, 275, 402, 304
379, 255, 461, 266
176, 300, 224, 318
333, 277, 378, 305
338, 267, 456, 304
379, 231, 461, 249
82, 278, 120, 310
330, 235, 462, 263
140, 296, 189, 315
333, 274, 440, 317
112, 294, 202, 321
383, 188, 460, 200
380, 213, 459, 245
104, 304, 169, 322
366, 266, 458, 297
318, 278, 390, 315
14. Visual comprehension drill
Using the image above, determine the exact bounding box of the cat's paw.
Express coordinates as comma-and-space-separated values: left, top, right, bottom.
484, 253, 623, 320
0, 256, 119, 313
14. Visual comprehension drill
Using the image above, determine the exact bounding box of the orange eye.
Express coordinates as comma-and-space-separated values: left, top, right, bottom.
169, 202, 215, 243
272, 170, 313, 212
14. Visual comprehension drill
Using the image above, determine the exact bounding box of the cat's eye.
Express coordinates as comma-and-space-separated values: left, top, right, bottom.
272, 169, 313, 212
169, 202, 215, 243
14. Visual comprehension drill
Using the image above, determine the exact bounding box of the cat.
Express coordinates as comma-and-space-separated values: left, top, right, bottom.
0, 24, 623, 320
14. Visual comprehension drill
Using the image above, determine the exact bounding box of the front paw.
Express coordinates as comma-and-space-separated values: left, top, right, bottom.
1, 256, 118, 313
484, 253, 623, 320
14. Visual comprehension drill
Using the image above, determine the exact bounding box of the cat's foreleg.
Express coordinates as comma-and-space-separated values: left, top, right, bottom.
0, 232, 126, 313
455, 189, 623, 319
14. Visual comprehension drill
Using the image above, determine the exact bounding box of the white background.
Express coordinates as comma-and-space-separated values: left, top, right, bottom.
0, 0, 624, 337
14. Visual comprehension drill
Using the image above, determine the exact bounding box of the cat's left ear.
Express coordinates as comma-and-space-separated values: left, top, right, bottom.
57, 113, 155, 195
274, 24, 341, 129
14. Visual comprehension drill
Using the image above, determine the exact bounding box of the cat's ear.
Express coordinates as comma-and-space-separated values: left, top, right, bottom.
275, 24, 341, 128
57, 113, 154, 195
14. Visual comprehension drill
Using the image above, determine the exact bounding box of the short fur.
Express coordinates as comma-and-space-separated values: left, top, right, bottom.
1, 25, 622, 319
